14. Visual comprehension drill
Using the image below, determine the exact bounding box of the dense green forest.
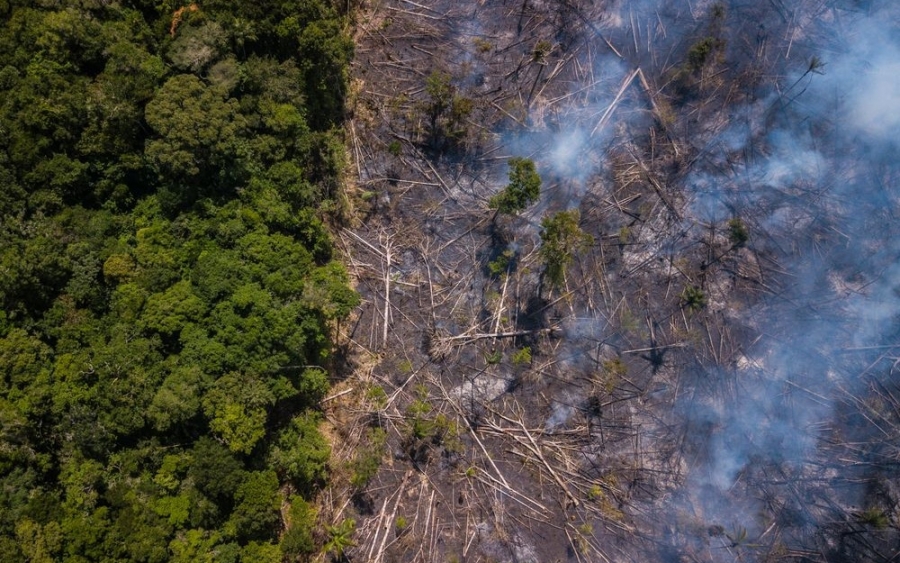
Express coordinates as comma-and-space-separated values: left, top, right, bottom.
0, 1, 358, 561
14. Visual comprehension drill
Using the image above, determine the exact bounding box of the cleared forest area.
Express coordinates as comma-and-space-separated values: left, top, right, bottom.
328, 1, 900, 562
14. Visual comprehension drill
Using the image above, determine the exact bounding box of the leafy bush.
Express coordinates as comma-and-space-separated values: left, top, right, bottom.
511, 347, 532, 366
686, 36, 723, 71
350, 427, 387, 489
681, 285, 707, 311
488, 248, 516, 277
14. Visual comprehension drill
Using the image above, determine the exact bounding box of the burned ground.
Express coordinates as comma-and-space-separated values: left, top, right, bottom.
323, 1, 900, 562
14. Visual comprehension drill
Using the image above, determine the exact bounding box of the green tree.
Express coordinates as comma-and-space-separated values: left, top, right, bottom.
539, 210, 593, 290
147, 366, 207, 432
139, 280, 207, 336
188, 437, 245, 503
269, 411, 330, 490
166, 21, 228, 74
202, 372, 275, 455
297, 18, 353, 129
281, 496, 318, 559
226, 470, 281, 542
169, 529, 223, 563
15, 518, 62, 563
0, 328, 52, 393
425, 71, 453, 135
242, 541, 282, 563
144, 74, 247, 189
489, 157, 541, 214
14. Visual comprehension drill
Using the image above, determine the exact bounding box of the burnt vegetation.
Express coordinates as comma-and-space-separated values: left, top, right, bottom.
331, 1, 900, 563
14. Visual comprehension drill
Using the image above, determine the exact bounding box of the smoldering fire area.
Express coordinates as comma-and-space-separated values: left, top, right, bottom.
327, 1, 900, 562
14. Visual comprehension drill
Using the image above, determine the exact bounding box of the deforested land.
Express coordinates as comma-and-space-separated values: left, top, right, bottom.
335, 1, 900, 562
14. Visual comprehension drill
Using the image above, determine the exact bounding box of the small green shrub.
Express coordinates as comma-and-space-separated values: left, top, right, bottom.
433, 414, 463, 452
602, 357, 626, 391
324, 518, 355, 558
532, 40, 552, 62
366, 385, 388, 410
727, 218, 749, 246
687, 37, 720, 70
350, 427, 387, 489
602, 357, 627, 378
484, 349, 502, 364
573, 522, 593, 554
619, 307, 641, 335
859, 507, 889, 529
488, 248, 515, 277
281, 496, 318, 557
407, 399, 434, 440
425, 71, 453, 117
450, 96, 473, 126
407, 398, 432, 419
511, 347, 532, 366
474, 38, 492, 53
681, 285, 707, 311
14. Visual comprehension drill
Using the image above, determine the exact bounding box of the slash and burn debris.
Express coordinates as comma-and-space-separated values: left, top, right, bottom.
334, 1, 900, 561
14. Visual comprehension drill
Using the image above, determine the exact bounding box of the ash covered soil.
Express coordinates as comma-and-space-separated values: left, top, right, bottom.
325, 1, 900, 562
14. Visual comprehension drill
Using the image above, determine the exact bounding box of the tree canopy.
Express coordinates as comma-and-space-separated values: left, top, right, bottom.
0, 0, 357, 560
539, 210, 594, 290
489, 157, 542, 215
